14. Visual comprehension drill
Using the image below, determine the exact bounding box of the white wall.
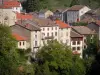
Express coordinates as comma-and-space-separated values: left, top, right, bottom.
79, 6, 91, 16
71, 40, 83, 58
0, 9, 17, 26
41, 26, 59, 46
12, 4, 22, 13
18, 41, 27, 49
31, 31, 41, 53
58, 28, 71, 46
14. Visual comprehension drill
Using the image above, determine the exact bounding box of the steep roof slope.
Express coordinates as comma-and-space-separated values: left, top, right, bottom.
72, 26, 94, 35
56, 20, 70, 28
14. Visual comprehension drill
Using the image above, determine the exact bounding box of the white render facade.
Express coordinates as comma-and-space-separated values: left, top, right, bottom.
18, 41, 27, 49
71, 40, 83, 58
31, 30, 41, 53
67, 6, 91, 23
12, 4, 22, 13
0, 9, 17, 26
58, 28, 71, 46
40, 26, 59, 46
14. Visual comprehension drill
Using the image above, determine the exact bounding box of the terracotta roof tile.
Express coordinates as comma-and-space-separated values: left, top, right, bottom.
12, 33, 27, 41
0, 0, 20, 8
16, 12, 33, 20
56, 20, 70, 28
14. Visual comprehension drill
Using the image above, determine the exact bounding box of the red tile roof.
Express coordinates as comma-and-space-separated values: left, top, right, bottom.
4, 1, 20, 7
16, 12, 33, 20
0, 0, 20, 8
12, 33, 27, 41
55, 20, 70, 28
95, 20, 100, 26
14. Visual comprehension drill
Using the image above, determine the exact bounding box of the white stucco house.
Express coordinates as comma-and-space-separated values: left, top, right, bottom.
56, 20, 71, 46
67, 5, 91, 23
70, 29, 84, 58
0, 0, 22, 13
33, 18, 59, 46
11, 20, 41, 53
12, 33, 28, 50
72, 26, 95, 49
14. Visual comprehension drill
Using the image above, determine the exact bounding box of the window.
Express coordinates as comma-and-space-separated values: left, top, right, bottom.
43, 28, 45, 31
77, 47, 80, 50
35, 35, 37, 38
55, 32, 57, 36
84, 39, 86, 43
55, 27, 57, 30
23, 41, 25, 45
77, 41, 80, 44
42, 33, 45, 36
84, 46, 86, 49
47, 33, 49, 37
52, 32, 53, 36
72, 47, 76, 51
66, 40, 69, 43
35, 41, 37, 46
16, 7, 18, 10
72, 41, 76, 45
48, 28, 49, 31
35, 31, 37, 33
52, 27, 53, 30
77, 14, 78, 17
19, 42, 21, 46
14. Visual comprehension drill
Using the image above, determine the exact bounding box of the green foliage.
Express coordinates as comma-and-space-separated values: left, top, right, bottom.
0, 25, 16, 51
0, 25, 35, 75
83, 35, 99, 58
84, 56, 94, 75
26, 0, 40, 12
22, 0, 100, 12
71, 55, 86, 75
72, 22, 88, 26
83, 35, 99, 75
35, 40, 86, 75
70, 0, 79, 7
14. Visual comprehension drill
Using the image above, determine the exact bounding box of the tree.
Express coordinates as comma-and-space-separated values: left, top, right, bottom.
26, 0, 40, 12
83, 35, 99, 59
34, 40, 86, 75
89, 52, 100, 75
0, 25, 19, 75
0, 25, 16, 51
0, 25, 35, 75
70, 0, 80, 7
83, 35, 99, 75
